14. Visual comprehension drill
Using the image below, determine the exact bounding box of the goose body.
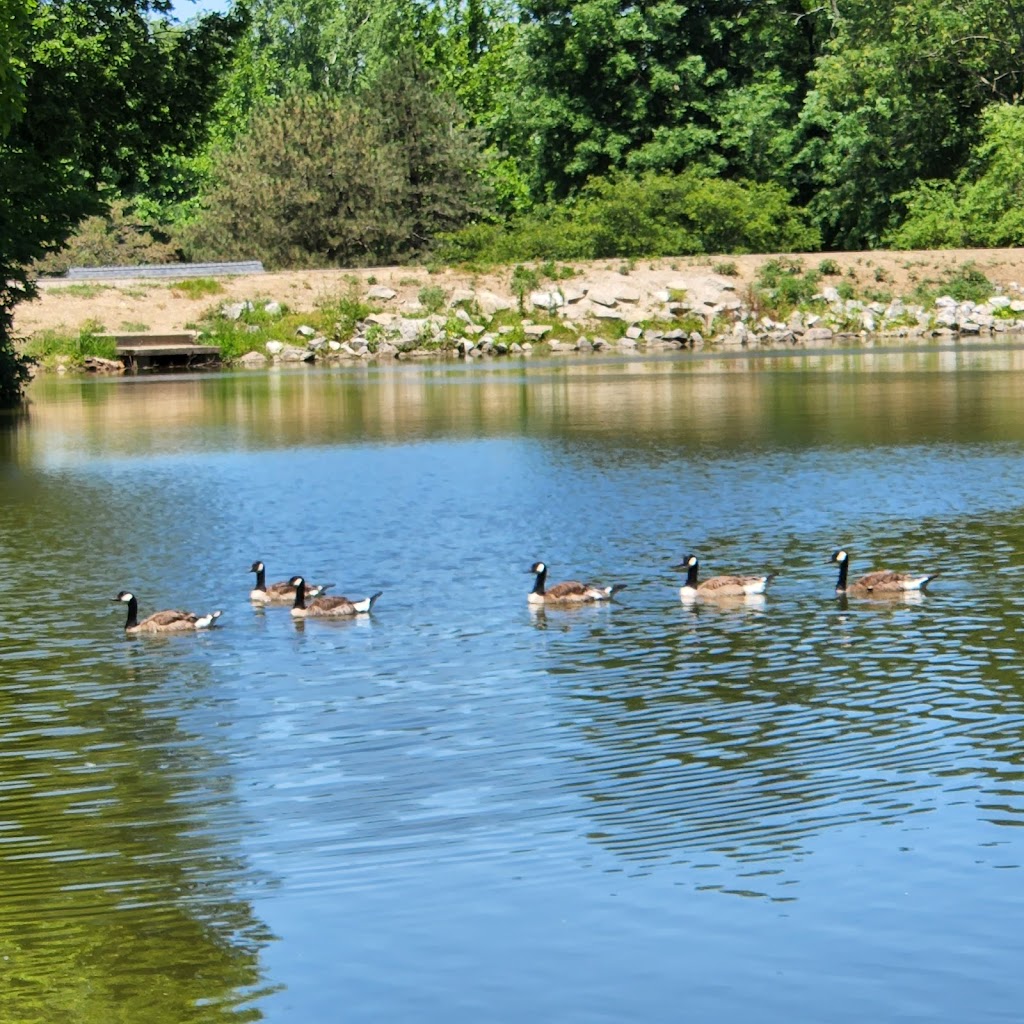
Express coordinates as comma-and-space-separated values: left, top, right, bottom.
289, 576, 381, 618
114, 591, 222, 634
831, 549, 936, 595
527, 561, 626, 605
249, 561, 333, 603
674, 554, 775, 602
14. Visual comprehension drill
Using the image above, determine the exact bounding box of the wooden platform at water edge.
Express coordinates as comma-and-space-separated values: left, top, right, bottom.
101, 332, 221, 371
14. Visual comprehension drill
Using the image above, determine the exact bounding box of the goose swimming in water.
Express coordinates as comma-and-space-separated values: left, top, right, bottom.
249, 561, 333, 603
113, 591, 222, 634
830, 549, 936, 595
288, 575, 382, 618
527, 561, 626, 605
673, 554, 775, 602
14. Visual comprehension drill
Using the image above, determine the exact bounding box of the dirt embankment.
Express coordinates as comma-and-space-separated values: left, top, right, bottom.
17, 250, 1024, 339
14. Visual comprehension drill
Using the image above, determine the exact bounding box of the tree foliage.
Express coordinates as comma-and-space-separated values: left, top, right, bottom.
500, 0, 822, 202
886, 104, 1024, 249
794, 0, 1024, 247
184, 58, 488, 267
0, 0, 30, 137
0, 0, 244, 403
439, 169, 819, 263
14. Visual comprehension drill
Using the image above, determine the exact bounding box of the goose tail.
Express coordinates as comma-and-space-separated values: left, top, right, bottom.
195, 610, 223, 630
353, 591, 383, 613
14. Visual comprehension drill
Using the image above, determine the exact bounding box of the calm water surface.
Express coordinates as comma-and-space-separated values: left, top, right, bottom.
3, 346, 1024, 1021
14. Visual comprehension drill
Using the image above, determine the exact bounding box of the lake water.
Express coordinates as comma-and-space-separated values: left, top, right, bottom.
3, 345, 1024, 1022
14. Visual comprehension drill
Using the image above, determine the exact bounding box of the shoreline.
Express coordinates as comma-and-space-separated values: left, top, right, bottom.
18, 249, 1024, 377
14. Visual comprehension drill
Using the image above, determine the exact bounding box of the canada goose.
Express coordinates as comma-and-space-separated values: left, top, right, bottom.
249, 561, 333, 603
113, 591, 222, 634
527, 561, 626, 605
288, 575, 382, 618
830, 549, 936, 595
673, 554, 775, 601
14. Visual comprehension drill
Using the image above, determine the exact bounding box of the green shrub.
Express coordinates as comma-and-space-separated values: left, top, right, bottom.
418, 285, 447, 313
437, 169, 820, 264
754, 258, 824, 316
910, 262, 994, 305
817, 258, 841, 275
510, 265, 540, 311
886, 105, 1024, 250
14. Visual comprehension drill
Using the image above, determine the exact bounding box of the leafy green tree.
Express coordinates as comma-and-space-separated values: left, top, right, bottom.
0, 0, 29, 136
0, 0, 244, 404
185, 57, 487, 267
238, 0, 442, 95
794, 0, 1024, 248
887, 104, 1024, 248
502, 0, 822, 202
0, 2, 243, 401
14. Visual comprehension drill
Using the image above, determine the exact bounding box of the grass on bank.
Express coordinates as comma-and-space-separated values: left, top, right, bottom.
24, 320, 118, 368
170, 277, 225, 299
749, 257, 998, 322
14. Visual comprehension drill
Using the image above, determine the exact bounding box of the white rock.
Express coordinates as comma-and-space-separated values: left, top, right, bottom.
476, 290, 513, 316
531, 290, 563, 310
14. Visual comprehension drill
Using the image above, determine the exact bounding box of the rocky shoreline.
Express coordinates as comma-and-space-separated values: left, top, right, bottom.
22, 250, 1024, 374
226, 278, 1024, 370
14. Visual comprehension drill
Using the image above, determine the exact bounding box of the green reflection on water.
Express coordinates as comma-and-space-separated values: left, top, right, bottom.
0, 586, 274, 1019
17, 345, 1024, 459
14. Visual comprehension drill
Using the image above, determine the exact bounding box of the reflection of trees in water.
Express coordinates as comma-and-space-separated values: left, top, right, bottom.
0, 405, 29, 468
0, 643, 276, 1020
538, 569, 1024, 888
21, 347, 1024, 456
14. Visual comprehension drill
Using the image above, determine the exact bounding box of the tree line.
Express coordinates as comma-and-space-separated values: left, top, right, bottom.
5, 0, 1024, 401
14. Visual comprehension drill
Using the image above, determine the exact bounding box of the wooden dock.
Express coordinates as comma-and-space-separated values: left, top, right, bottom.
103, 333, 221, 371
